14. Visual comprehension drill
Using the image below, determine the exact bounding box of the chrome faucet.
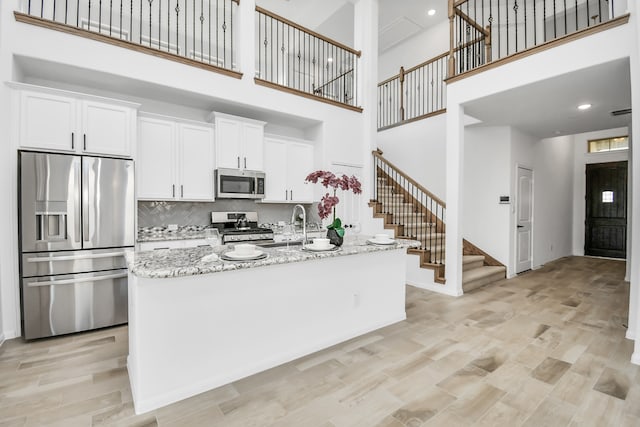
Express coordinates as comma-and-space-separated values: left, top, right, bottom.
291, 204, 307, 244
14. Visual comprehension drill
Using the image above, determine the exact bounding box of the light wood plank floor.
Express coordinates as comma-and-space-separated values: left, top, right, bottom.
1, 256, 639, 426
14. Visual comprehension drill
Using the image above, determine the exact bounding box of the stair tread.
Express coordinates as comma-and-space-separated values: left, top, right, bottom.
463, 266, 506, 283
463, 255, 485, 264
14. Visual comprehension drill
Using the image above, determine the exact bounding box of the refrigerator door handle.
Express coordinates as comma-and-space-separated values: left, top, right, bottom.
27, 272, 127, 287
26, 251, 127, 263
82, 160, 90, 242
74, 159, 82, 243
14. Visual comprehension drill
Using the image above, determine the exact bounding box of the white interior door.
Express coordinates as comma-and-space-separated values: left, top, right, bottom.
516, 166, 533, 273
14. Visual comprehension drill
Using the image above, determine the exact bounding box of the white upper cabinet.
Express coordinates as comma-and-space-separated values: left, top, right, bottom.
18, 90, 76, 152
81, 100, 133, 157
137, 117, 177, 200
11, 83, 139, 157
211, 112, 265, 171
263, 137, 314, 203
137, 114, 215, 202
179, 123, 215, 200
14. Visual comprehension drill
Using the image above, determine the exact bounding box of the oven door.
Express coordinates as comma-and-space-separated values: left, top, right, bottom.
216, 169, 261, 199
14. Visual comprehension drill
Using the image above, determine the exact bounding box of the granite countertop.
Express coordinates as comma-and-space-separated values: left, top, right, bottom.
127, 238, 421, 279
137, 229, 218, 243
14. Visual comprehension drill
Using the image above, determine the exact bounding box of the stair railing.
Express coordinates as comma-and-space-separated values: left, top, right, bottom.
377, 52, 448, 130
17, 0, 239, 73
255, 6, 361, 110
449, 0, 623, 77
372, 150, 446, 265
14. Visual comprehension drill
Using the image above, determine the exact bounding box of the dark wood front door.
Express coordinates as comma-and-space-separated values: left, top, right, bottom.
585, 161, 627, 258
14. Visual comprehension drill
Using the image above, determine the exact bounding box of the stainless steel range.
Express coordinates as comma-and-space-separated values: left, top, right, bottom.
210, 212, 274, 244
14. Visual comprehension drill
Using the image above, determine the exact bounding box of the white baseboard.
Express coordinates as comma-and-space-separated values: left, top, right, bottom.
626, 329, 636, 340
631, 352, 640, 366
0, 333, 4, 348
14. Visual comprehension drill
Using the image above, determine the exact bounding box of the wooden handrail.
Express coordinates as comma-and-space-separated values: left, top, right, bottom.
454, 8, 490, 36
377, 51, 448, 87
314, 68, 354, 92
372, 150, 446, 208
255, 6, 361, 57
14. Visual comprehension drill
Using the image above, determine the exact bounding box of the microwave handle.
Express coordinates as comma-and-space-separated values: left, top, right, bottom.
250, 178, 256, 194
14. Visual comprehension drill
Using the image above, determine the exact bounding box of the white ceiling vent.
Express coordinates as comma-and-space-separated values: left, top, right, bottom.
379, 17, 422, 52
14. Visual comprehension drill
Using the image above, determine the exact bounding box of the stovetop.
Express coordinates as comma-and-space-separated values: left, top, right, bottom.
220, 227, 273, 235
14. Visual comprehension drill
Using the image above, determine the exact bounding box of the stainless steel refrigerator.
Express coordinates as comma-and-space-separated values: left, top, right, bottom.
19, 151, 134, 339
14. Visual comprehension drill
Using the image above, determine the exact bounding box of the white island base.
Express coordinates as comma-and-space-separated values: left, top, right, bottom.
127, 248, 407, 414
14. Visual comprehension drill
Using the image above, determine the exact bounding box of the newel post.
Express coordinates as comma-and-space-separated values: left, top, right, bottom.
448, 0, 456, 78
399, 66, 405, 122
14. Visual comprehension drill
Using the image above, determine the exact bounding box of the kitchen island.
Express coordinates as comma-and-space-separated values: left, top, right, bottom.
126, 238, 419, 414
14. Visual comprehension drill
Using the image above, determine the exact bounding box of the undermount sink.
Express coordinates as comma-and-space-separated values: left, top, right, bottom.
256, 240, 304, 248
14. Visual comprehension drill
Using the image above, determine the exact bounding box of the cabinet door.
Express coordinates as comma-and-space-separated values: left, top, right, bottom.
242, 122, 264, 171
179, 123, 215, 201
81, 100, 133, 157
215, 117, 242, 169
19, 90, 77, 152
137, 118, 177, 200
288, 143, 314, 202
263, 139, 288, 202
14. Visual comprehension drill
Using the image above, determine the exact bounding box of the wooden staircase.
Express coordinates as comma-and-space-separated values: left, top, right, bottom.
371, 150, 506, 292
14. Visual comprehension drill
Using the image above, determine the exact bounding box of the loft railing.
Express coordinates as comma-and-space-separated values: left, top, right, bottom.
372, 150, 446, 265
255, 6, 361, 111
16, 0, 239, 74
377, 52, 448, 130
449, 0, 625, 76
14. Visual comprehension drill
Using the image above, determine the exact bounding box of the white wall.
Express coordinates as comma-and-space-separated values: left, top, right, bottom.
463, 126, 511, 267
571, 127, 630, 256
0, 0, 375, 338
378, 20, 449, 81
377, 113, 446, 200
530, 134, 575, 268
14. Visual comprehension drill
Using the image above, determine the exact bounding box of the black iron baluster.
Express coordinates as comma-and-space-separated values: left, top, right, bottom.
553, 0, 557, 37
514, 1, 519, 52
543, 0, 546, 41
148, 0, 152, 47
185, 0, 188, 59
575, 0, 578, 31
524, 0, 527, 49
109, 0, 113, 36
586, 0, 590, 27
199, 0, 203, 60
533, 0, 536, 44
231, 1, 234, 68
99, 0, 102, 33
88, 0, 92, 29
598, 0, 602, 23
207, 0, 211, 61
158, 0, 161, 50
505, 0, 509, 55
119, 0, 123, 39
53, 0, 57, 21
176, 0, 180, 55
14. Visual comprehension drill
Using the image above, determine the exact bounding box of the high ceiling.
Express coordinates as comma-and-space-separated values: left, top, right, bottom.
256, 0, 447, 52
463, 58, 632, 139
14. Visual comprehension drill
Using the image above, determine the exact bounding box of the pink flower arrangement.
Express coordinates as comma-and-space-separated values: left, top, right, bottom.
305, 171, 362, 223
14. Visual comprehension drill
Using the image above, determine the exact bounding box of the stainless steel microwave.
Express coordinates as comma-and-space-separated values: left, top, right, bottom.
215, 168, 265, 199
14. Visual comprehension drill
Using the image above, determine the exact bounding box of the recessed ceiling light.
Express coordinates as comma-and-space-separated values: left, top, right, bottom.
427, 9, 436, 16
327, 57, 333, 63
578, 103, 592, 110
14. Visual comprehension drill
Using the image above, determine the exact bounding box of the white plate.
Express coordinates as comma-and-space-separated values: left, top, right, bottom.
222, 250, 265, 260
367, 238, 396, 245
303, 244, 336, 252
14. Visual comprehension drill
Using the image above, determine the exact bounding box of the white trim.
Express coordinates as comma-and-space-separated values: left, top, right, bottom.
406, 281, 463, 297
5, 82, 141, 109
331, 160, 365, 169
0, 332, 4, 348
632, 352, 640, 366
626, 329, 635, 340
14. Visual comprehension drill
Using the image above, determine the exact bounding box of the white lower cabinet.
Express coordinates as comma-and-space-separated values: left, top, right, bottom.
263, 137, 314, 203
137, 114, 214, 201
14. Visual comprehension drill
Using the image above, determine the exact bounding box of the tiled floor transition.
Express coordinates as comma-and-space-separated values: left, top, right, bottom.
1, 256, 638, 426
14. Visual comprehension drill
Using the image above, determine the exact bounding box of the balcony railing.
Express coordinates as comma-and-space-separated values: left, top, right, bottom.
254, 6, 362, 111
16, 0, 239, 75
377, 52, 448, 130
449, 0, 627, 77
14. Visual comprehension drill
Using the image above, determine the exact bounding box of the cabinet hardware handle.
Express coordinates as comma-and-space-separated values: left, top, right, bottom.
172, 184, 175, 197
244, 157, 247, 169
285, 190, 288, 200
71, 133, 75, 149
290, 190, 293, 200
181, 185, 184, 198
83, 134, 87, 150
237, 156, 240, 168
